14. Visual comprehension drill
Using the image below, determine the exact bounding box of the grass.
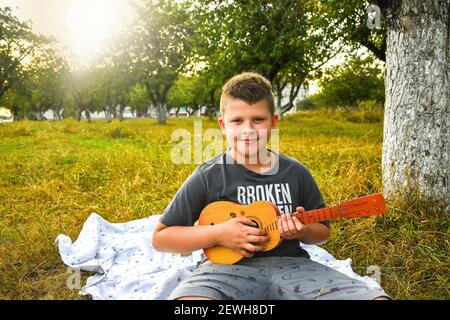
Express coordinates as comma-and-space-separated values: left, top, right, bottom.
0, 110, 448, 300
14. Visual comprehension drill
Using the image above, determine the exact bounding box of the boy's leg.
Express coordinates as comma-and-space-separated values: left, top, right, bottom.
168, 257, 270, 300
268, 256, 391, 300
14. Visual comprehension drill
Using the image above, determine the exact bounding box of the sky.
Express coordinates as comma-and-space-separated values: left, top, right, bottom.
0, 0, 136, 66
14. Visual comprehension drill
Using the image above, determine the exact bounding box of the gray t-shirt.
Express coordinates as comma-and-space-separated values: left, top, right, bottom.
159, 149, 329, 258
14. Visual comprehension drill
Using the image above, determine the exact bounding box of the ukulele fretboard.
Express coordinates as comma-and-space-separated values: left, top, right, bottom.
263, 206, 340, 232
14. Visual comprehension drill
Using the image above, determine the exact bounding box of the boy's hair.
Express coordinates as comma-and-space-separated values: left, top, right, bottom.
220, 72, 275, 117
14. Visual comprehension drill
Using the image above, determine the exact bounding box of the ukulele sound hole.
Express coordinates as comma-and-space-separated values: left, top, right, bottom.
250, 219, 260, 228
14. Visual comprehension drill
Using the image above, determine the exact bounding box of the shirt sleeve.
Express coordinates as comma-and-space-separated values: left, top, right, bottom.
159, 166, 208, 227
300, 166, 330, 228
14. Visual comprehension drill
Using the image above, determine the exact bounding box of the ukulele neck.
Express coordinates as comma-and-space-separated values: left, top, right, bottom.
292, 206, 340, 225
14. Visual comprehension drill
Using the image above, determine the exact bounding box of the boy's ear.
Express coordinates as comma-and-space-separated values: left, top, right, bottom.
271, 113, 279, 128
218, 117, 226, 135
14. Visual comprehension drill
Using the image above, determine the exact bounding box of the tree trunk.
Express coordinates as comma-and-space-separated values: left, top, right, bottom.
12, 105, 19, 121
118, 103, 125, 121
157, 103, 166, 124
85, 110, 91, 122
105, 105, 112, 123
111, 106, 117, 119
275, 80, 283, 118
75, 109, 82, 121
381, 0, 449, 213
209, 89, 216, 120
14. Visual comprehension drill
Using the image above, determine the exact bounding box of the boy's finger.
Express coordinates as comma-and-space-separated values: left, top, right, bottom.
296, 206, 305, 212
237, 249, 254, 258
277, 217, 283, 234
280, 214, 290, 235
252, 244, 267, 251
286, 214, 297, 232
243, 243, 262, 253
247, 226, 267, 236
292, 216, 304, 232
247, 235, 269, 243
237, 217, 257, 227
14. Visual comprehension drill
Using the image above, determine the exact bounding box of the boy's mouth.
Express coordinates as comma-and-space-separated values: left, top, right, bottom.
240, 138, 258, 144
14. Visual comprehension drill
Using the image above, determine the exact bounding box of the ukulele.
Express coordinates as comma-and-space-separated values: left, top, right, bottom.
198, 193, 387, 264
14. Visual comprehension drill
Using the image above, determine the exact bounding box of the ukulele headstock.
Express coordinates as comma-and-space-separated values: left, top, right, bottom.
337, 193, 387, 218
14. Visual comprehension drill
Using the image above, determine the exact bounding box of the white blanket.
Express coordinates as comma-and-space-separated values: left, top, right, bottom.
56, 213, 381, 300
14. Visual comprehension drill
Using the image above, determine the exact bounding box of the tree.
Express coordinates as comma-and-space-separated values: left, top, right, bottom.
317, 0, 387, 61
29, 44, 70, 120
127, 0, 194, 124
97, 34, 140, 122
92, 62, 135, 122
129, 83, 150, 117
1, 81, 31, 121
379, 0, 449, 213
0, 7, 46, 100
190, 0, 340, 117
312, 55, 385, 108
69, 68, 100, 121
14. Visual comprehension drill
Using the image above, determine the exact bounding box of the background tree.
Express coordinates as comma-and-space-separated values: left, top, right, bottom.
69, 68, 101, 122
190, 0, 340, 117
29, 43, 70, 120
311, 55, 385, 108
168, 75, 204, 117
0, 7, 48, 104
1, 80, 31, 121
318, 0, 387, 61
126, 0, 194, 124
378, 0, 449, 213
129, 83, 150, 117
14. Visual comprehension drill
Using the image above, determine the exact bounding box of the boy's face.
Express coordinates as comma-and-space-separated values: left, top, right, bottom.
218, 98, 279, 164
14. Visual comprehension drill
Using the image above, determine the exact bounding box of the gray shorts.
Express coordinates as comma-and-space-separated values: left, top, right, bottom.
168, 256, 391, 300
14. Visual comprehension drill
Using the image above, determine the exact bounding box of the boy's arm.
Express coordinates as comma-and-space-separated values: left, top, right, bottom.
152, 218, 269, 257
293, 221, 330, 245
152, 222, 220, 254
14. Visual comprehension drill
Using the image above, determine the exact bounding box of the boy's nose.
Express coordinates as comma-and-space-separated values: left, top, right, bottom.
241, 121, 256, 132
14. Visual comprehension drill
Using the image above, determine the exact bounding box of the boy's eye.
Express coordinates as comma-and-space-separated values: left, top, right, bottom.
232, 119, 242, 123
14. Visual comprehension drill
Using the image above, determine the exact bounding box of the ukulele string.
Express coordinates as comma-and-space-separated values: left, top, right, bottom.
263, 213, 309, 232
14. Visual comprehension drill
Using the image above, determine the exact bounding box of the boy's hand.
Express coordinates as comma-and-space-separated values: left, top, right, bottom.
216, 218, 269, 258
277, 206, 307, 240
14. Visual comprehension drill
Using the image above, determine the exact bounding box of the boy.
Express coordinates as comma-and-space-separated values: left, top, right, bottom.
152, 72, 390, 300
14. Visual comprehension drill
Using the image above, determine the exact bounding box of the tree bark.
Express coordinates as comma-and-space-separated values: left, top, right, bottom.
85, 109, 91, 122
118, 102, 125, 121
157, 102, 166, 124
209, 89, 216, 120
274, 77, 286, 117
12, 105, 19, 121
105, 105, 113, 123
75, 109, 82, 121
381, 0, 449, 213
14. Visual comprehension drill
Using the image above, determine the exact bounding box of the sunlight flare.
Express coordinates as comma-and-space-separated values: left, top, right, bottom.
65, 0, 130, 64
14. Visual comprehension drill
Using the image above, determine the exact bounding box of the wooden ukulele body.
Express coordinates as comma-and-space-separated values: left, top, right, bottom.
198, 201, 282, 265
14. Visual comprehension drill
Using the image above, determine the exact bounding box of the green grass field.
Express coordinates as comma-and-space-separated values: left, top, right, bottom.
0, 110, 448, 300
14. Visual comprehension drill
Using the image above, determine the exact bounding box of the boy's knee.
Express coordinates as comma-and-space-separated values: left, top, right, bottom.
175, 296, 214, 300
373, 296, 391, 300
